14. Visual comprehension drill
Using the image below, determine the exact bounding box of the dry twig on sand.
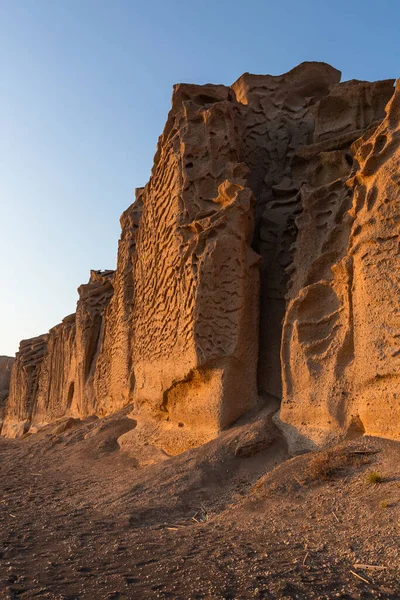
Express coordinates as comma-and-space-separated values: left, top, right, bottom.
353, 564, 387, 571
350, 570, 371, 584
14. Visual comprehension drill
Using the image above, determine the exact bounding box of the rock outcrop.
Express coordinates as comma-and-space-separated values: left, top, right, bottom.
232, 63, 341, 399
3, 62, 399, 452
130, 83, 260, 448
74, 269, 114, 417
0, 356, 14, 432
280, 79, 399, 449
3, 270, 114, 436
4, 335, 48, 437
93, 197, 142, 415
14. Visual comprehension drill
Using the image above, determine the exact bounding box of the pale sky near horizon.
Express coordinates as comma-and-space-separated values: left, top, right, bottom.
1, 0, 399, 356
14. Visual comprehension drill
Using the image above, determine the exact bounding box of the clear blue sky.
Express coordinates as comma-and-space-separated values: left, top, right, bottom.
1, 0, 399, 356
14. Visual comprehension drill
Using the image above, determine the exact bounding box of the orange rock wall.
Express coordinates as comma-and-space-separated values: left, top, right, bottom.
0, 356, 15, 432
3, 271, 114, 437
280, 78, 398, 449
3, 63, 399, 450
131, 83, 260, 440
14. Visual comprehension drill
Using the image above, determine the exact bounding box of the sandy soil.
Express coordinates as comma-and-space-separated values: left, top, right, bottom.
0, 409, 399, 599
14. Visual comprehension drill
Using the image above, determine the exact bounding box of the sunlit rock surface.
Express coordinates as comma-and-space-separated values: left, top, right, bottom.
3, 63, 399, 451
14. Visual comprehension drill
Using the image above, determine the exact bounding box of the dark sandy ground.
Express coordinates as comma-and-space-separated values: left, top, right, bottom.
0, 408, 399, 599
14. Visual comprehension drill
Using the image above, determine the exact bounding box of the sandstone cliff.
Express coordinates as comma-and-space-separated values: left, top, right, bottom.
3, 62, 399, 451
130, 83, 260, 449
3, 270, 114, 438
0, 356, 14, 431
280, 78, 400, 449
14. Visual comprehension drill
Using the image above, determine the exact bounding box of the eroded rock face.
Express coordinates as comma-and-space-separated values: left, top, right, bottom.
3, 270, 115, 436
0, 356, 15, 432
3, 63, 399, 451
3, 335, 48, 437
93, 201, 142, 416
280, 78, 398, 449
131, 84, 260, 449
232, 63, 341, 399
74, 269, 114, 417
33, 314, 76, 426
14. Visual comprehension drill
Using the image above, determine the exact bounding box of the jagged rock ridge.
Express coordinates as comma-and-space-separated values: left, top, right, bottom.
2, 62, 399, 451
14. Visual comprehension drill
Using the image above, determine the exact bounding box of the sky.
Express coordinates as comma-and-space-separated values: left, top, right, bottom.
1, 0, 399, 356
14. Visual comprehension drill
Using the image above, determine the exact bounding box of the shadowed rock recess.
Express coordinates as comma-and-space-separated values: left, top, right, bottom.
2, 62, 399, 451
